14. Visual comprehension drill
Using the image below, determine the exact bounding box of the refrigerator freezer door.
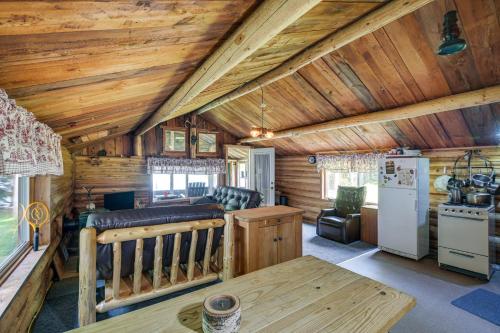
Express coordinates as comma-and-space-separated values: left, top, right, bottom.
378, 187, 418, 256
378, 158, 418, 190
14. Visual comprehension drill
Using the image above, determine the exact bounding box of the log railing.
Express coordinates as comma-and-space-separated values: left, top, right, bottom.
78, 214, 234, 327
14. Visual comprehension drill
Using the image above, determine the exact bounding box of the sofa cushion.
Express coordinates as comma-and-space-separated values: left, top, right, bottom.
87, 204, 225, 280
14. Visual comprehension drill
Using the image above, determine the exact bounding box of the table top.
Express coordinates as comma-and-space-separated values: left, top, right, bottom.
232, 205, 304, 222
73, 256, 415, 333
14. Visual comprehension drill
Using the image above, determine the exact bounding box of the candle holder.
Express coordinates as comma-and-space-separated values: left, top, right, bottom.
202, 294, 241, 333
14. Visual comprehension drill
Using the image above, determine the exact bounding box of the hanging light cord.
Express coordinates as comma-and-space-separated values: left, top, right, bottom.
260, 84, 265, 131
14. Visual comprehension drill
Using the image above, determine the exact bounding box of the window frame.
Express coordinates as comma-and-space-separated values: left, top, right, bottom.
196, 131, 218, 156
0, 176, 31, 281
162, 128, 187, 154
152, 173, 218, 201
321, 169, 378, 205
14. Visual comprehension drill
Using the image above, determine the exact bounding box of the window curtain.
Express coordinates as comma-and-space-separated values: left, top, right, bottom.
147, 157, 226, 175
0, 89, 63, 176
316, 153, 383, 173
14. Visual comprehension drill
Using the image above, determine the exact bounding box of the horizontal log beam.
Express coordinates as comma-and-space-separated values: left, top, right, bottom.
195, 0, 435, 115
96, 218, 226, 244
239, 85, 500, 143
134, 0, 322, 136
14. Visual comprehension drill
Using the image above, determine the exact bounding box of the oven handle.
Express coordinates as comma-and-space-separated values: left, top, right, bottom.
439, 214, 484, 221
449, 250, 475, 259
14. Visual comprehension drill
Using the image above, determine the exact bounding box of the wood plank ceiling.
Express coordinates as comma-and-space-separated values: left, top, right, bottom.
201, 0, 500, 155
0, 0, 386, 147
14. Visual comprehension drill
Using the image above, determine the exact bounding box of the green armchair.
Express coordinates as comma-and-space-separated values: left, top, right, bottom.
316, 186, 367, 244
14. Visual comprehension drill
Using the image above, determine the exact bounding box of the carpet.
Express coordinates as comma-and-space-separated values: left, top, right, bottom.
302, 223, 376, 264
451, 288, 500, 326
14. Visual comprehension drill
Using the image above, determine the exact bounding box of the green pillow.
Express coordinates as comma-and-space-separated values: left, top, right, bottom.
335, 186, 366, 218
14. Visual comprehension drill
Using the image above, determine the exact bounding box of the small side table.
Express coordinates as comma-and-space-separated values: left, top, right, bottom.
360, 205, 378, 245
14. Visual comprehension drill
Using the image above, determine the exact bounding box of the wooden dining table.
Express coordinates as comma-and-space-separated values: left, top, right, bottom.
72, 255, 415, 332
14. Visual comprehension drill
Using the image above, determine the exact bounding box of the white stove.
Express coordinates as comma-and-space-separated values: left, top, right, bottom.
438, 203, 495, 280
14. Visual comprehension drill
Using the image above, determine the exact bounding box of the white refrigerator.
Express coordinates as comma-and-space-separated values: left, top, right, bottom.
378, 157, 429, 260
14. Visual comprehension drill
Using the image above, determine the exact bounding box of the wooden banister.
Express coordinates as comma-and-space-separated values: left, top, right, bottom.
96, 219, 225, 244
79, 216, 234, 326
133, 239, 143, 294
187, 230, 198, 281
170, 233, 181, 285
203, 228, 214, 276
78, 228, 97, 327
153, 236, 163, 290
112, 242, 121, 300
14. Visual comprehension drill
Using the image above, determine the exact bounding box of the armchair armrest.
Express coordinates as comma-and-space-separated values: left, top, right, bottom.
191, 196, 217, 205
345, 213, 361, 224
318, 208, 338, 219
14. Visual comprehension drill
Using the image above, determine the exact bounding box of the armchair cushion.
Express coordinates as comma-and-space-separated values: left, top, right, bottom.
335, 186, 367, 218
319, 215, 346, 225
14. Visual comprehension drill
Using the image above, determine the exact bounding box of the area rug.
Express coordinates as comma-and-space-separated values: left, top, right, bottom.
451, 288, 500, 326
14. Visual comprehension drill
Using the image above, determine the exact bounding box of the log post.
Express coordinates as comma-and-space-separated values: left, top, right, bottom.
133, 239, 144, 294
112, 242, 122, 299
187, 230, 198, 281
221, 213, 234, 281
133, 135, 143, 157
78, 228, 97, 327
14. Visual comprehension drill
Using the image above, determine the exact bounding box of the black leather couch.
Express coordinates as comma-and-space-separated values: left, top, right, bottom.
87, 204, 225, 280
192, 186, 262, 211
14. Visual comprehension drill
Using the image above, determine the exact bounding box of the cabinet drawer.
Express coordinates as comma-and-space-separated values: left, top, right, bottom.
438, 246, 490, 276
260, 216, 293, 228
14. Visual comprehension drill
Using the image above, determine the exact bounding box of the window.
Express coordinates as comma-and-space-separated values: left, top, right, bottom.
0, 175, 30, 275
152, 173, 218, 201
152, 174, 171, 191
197, 132, 217, 153
164, 129, 186, 152
322, 170, 378, 204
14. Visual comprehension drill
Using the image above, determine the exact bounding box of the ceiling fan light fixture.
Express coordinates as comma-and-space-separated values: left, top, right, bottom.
264, 130, 274, 139
438, 10, 467, 56
250, 127, 261, 138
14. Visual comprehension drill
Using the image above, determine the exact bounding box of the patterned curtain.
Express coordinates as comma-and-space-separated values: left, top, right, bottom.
0, 89, 63, 176
147, 157, 226, 175
316, 153, 382, 173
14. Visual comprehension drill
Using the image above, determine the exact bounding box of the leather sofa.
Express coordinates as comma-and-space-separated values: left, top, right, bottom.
87, 204, 225, 280
192, 186, 262, 211
317, 186, 366, 244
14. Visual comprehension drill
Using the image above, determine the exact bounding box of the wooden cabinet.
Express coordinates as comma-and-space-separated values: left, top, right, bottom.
232, 206, 304, 276
360, 205, 378, 245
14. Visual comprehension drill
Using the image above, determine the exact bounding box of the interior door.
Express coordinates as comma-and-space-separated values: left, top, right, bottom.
249, 148, 275, 206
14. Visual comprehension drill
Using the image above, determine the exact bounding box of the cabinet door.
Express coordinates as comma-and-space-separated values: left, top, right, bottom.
257, 225, 278, 269
277, 220, 296, 263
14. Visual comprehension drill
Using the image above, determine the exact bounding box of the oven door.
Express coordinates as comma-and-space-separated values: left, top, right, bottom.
438, 214, 488, 256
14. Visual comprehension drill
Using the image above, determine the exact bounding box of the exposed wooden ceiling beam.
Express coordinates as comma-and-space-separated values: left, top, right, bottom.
195, 0, 434, 116
134, 0, 322, 136
239, 85, 500, 143
66, 129, 131, 152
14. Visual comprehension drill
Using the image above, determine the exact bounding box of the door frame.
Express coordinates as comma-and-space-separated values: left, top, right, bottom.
249, 147, 275, 206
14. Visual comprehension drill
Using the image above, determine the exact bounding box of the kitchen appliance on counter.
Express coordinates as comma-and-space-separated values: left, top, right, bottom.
438, 203, 495, 280
378, 157, 429, 260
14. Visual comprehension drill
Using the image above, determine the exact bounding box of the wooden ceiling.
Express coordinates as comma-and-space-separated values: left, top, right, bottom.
202, 0, 500, 155
1, 0, 387, 146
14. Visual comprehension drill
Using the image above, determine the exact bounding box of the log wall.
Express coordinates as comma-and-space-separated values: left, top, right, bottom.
74, 156, 150, 212
51, 147, 74, 218
276, 147, 500, 261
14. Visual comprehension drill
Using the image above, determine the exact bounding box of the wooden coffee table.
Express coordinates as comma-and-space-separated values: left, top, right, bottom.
72, 256, 415, 332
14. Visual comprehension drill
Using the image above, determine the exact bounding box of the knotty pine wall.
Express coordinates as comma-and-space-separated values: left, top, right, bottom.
74, 117, 236, 211
73, 156, 150, 212
50, 147, 74, 219
276, 147, 500, 261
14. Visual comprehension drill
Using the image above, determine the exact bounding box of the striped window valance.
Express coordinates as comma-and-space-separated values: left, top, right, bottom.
316, 153, 383, 173
147, 157, 226, 175
0, 89, 63, 176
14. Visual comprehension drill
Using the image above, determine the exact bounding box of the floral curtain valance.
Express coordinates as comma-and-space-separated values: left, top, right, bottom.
147, 157, 226, 175
0, 89, 63, 176
316, 153, 383, 173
